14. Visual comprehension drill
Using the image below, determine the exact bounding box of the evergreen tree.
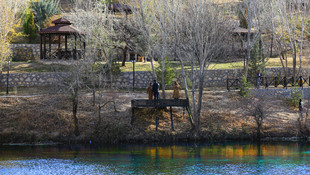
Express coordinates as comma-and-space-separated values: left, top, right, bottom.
155, 56, 176, 88
249, 36, 265, 77
23, 8, 37, 43
31, 0, 60, 30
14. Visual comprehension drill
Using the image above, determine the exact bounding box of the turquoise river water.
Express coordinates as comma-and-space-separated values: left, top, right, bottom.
0, 142, 310, 175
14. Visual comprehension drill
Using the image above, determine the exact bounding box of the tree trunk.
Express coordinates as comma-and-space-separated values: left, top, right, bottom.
179, 59, 189, 100
96, 105, 102, 130
196, 72, 204, 132
191, 58, 197, 130
72, 91, 80, 136
270, 34, 273, 57
257, 123, 261, 140
148, 49, 156, 79
92, 89, 96, 106
293, 47, 297, 78
161, 57, 166, 99
121, 47, 128, 67
245, 46, 250, 77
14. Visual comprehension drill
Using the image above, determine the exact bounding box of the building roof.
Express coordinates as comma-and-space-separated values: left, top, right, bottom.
108, 3, 133, 13
52, 17, 73, 25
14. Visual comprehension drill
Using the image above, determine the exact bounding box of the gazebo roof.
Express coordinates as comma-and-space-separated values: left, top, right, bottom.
38, 25, 83, 34
38, 17, 83, 35
52, 17, 73, 25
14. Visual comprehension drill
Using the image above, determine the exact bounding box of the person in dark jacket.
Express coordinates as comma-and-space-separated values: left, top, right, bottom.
257, 70, 263, 89
152, 80, 159, 100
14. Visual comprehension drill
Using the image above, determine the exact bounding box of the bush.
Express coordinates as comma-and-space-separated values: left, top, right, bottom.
23, 8, 37, 43
286, 88, 302, 108
103, 59, 121, 79
239, 75, 250, 97
249, 36, 266, 78
155, 56, 176, 88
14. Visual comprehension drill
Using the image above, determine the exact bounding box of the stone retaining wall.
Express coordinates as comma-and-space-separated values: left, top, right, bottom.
252, 88, 310, 99
1, 68, 310, 88
11, 44, 41, 60
0, 72, 64, 87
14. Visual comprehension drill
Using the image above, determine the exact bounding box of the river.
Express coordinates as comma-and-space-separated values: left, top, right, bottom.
0, 142, 310, 174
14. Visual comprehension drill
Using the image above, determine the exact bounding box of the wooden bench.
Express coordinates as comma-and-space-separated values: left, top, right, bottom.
131, 99, 191, 131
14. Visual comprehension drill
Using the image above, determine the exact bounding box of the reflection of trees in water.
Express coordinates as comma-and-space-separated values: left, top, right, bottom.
1, 143, 309, 173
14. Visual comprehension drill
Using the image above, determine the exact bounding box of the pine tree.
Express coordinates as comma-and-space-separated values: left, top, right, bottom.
249, 36, 265, 77
155, 56, 176, 87
23, 9, 37, 43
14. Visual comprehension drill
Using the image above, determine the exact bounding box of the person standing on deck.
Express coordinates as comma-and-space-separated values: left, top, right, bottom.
299, 99, 304, 121
147, 82, 154, 100
152, 80, 159, 100
172, 81, 181, 100
257, 70, 263, 89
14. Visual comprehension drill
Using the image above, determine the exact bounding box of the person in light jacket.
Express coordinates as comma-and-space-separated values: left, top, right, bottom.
172, 81, 181, 100
147, 82, 154, 100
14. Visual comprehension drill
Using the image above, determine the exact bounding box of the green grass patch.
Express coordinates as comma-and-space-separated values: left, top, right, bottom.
119, 61, 158, 72
2, 61, 70, 73
118, 59, 284, 72
0, 57, 297, 74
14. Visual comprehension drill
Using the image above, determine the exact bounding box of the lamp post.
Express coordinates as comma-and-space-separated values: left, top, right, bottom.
6, 60, 10, 95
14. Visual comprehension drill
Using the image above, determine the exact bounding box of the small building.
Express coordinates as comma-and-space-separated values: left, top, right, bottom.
38, 17, 85, 60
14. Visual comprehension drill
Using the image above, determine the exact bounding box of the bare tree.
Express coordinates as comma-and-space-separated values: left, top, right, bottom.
244, 94, 271, 140
69, 1, 119, 104
163, 0, 234, 131
130, 0, 233, 131
130, 0, 158, 79
271, 0, 310, 78
238, 0, 273, 77
57, 60, 88, 136
55, 1, 119, 136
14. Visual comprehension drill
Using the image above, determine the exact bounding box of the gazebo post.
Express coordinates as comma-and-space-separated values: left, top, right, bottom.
43, 34, 46, 59
65, 34, 68, 52
74, 34, 77, 59
49, 34, 52, 58
58, 35, 61, 59
40, 35, 43, 59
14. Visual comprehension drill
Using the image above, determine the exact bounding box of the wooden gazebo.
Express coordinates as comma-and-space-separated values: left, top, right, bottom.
38, 17, 85, 59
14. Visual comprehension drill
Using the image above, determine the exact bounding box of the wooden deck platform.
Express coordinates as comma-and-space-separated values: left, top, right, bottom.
131, 99, 189, 108
131, 99, 191, 131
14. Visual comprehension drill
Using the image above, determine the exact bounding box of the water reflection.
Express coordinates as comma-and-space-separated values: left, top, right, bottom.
0, 142, 310, 174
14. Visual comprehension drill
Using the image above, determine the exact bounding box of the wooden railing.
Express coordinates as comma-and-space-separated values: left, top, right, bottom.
227, 76, 310, 91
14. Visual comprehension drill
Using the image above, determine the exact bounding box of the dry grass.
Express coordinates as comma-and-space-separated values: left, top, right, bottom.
0, 91, 305, 144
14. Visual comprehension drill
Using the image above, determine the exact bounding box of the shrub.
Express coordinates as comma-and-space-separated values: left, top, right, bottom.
22, 8, 37, 43
239, 75, 250, 97
249, 36, 266, 78
155, 56, 176, 88
286, 88, 302, 108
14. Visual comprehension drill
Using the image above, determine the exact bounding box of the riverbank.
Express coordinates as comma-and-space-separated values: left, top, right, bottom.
0, 91, 309, 144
